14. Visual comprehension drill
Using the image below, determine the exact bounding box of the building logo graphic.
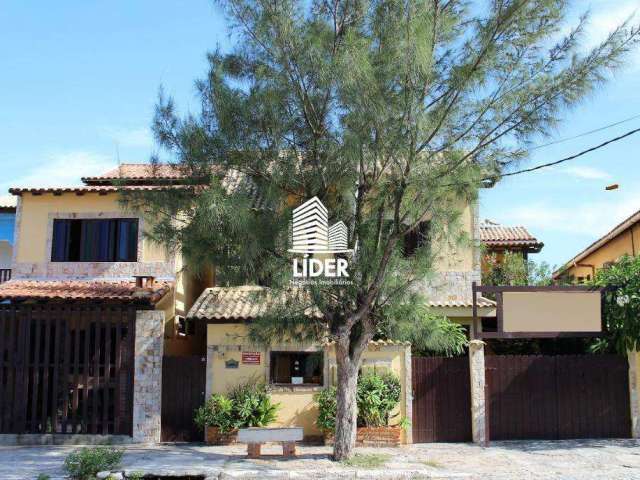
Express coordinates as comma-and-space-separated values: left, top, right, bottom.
289, 197, 352, 283
289, 197, 352, 254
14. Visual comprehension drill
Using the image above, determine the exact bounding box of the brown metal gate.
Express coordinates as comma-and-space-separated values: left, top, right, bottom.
412, 357, 472, 443
161, 355, 207, 442
0, 304, 136, 435
486, 355, 631, 440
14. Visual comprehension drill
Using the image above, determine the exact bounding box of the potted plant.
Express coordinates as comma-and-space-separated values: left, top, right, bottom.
194, 381, 280, 445
316, 372, 405, 447
194, 394, 238, 445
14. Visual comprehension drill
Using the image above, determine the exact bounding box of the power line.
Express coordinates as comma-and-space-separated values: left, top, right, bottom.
484, 126, 640, 182
529, 113, 640, 151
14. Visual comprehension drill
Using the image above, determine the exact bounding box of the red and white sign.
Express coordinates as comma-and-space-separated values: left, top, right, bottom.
242, 352, 261, 365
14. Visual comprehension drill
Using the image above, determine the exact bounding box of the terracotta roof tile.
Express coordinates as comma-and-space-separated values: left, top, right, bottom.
8, 185, 189, 195
187, 286, 319, 320
82, 163, 190, 182
480, 221, 543, 249
428, 297, 495, 308
0, 280, 172, 305
189, 285, 495, 320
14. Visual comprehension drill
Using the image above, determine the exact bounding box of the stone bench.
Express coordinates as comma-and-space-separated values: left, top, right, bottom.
237, 427, 303, 458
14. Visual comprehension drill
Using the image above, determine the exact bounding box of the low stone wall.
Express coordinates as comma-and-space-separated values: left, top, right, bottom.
133, 310, 165, 443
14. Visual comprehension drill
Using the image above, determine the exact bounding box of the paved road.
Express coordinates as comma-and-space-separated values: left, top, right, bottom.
1, 438, 639, 479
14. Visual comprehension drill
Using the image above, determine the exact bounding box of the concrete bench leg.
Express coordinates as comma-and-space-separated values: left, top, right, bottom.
247, 443, 262, 458
282, 441, 296, 457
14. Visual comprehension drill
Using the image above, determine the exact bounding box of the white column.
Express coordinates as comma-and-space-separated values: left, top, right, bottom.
628, 350, 640, 438
469, 339, 488, 446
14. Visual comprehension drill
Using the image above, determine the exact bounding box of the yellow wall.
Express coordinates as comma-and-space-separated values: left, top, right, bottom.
15, 192, 168, 263
564, 223, 639, 280
15, 191, 215, 357
432, 201, 475, 273
206, 323, 410, 441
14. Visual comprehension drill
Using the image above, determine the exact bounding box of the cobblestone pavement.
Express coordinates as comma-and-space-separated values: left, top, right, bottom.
1, 439, 639, 479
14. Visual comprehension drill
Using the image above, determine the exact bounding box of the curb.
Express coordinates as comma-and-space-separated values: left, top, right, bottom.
94, 469, 475, 480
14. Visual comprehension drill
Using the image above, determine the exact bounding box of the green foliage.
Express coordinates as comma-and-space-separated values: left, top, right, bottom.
194, 393, 236, 433
127, 0, 640, 457
592, 255, 640, 353
483, 251, 554, 287
127, 473, 144, 480
316, 372, 402, 431
194, 382, 279, 432
63, 447, 123, 480
356, 372, 401, 427
228, 382, 280, 428
36, 475, 51, 480
382, 301, 467, 356
315, 385, 338, 433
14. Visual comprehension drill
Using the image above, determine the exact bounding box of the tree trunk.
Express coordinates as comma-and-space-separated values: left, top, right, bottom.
332, 338, 365, 461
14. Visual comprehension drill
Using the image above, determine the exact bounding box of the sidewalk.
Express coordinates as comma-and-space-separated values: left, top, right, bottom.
2, 439, 640, 479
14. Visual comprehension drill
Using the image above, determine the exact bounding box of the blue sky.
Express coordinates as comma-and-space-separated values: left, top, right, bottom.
1, 0, 639, 269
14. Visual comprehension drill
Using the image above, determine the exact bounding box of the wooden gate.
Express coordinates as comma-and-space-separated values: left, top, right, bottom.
412, 357, 472, 443
0, 304, 136, 435
161, 355, 207, 442
486, 355, 631, 440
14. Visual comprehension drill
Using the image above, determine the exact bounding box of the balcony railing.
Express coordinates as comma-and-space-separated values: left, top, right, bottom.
0, 269, 11, 284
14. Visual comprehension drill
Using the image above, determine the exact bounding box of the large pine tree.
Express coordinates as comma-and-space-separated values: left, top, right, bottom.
125, 0, 639, 459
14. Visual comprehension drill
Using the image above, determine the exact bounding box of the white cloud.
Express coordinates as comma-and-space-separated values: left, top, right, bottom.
587, 2, 638, 44
498, 190, 640, 237
583, 1, 640, 67
0, 151, 117, 191
103, 126, 153, 149
562, 165, 612, 180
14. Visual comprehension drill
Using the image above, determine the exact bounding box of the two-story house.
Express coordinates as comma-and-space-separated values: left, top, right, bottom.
0, 163, 494, 445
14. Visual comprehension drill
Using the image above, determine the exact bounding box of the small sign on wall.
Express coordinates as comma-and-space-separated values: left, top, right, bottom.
242, 352, 261, 365
225, 359, 239, 369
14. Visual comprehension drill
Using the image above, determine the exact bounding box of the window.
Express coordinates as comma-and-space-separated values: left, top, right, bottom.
177, 316, 196, 337
51, 218, 138, 262
270, 351, 323, 386
403, 221, 430, 257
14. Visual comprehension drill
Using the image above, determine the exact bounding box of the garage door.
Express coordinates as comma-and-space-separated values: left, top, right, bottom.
486, 355, 630, 440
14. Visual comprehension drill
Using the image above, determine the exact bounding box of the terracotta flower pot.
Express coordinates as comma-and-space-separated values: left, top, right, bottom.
205, 426, 238, 445
324, 425, 402, 447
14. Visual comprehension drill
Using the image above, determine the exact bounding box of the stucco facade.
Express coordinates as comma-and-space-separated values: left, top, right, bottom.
555, 209, 640, 281
206, 323, 412, 442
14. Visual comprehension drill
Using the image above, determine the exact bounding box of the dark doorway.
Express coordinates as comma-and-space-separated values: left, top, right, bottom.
161, 355, 206, 442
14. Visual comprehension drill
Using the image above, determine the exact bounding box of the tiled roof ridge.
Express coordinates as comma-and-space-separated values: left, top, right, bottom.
0, 279, 172, 305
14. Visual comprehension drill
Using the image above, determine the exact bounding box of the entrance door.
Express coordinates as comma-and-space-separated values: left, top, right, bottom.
161, 355, 206, 442
412, 357, 472, 443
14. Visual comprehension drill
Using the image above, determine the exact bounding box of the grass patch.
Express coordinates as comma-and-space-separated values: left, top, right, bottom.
422, 459, 442, 468
341, 453, 391, 469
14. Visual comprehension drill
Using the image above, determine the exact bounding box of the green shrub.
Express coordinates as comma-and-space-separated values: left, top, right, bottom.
63, 446, 123, 480
194, 393, 235, 432
36, 475, 51, 480
315, 385, 337, 432
315, 372, 402, 432
229, 382, 279, 428
357, 372, 401, 427
194, 381, 279, 432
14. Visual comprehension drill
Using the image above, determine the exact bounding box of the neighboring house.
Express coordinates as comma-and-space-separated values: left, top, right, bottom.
0, 202, 16, 275
0, 163, 494, 444
479, 220, 543, 273
553, 207, 640, 282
